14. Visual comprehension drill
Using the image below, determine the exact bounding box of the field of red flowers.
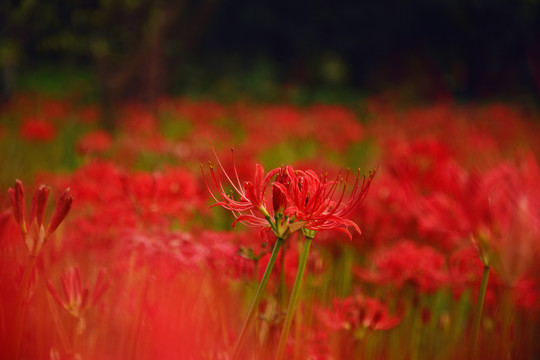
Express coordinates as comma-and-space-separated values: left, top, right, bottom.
1, 92, 540, 359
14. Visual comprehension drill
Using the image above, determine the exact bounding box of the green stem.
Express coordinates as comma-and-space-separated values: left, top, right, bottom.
472, 265, 490, 356
276, 236, 312, 360
411, 297, 422, 360
279, 244, 286, 311
232, 237, 284, 360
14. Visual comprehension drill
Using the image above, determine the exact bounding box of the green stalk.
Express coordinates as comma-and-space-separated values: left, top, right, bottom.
410, 296, 422, 360
232, 237, 284, 360
279, 244, 286, 311
472, 265, 490, 356
276, 235, 313, 360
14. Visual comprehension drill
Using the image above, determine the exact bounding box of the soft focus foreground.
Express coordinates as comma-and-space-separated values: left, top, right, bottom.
1, 94, 540, 359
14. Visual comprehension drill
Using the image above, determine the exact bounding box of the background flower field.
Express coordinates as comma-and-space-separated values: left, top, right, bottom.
1, 90, 540, 359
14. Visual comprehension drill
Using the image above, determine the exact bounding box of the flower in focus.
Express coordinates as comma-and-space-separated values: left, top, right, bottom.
280, 166, 377, 239
19, 117, 56, 142
202, 149, 282, 235
203, 147, 376, 240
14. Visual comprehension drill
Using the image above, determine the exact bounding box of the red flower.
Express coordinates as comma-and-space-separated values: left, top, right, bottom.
203, 147, 376, 240
19, 117, 56, 142
355, 240, 448, 293
317, 294, 401, 333
202, 148, 281, 234
76, 130, 113, 155
281, 167, 376, 239
469, 152, 540, 284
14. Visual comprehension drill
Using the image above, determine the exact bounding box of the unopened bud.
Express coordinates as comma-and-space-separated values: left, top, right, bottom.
8, 179, 26, 233
47, 188, 73, 237
30, 185, 49, 227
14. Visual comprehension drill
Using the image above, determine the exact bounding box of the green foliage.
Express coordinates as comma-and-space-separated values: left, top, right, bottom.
17, 66, 94, 97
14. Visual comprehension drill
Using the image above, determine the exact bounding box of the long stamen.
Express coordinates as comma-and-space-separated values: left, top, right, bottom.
230, 147, 244, 192
210, 142, 245, 195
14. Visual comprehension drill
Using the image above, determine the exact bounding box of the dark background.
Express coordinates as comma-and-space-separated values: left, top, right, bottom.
2, 0, 540, 105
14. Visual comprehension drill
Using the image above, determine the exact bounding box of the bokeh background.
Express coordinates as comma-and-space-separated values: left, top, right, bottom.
2, 0, 540, 108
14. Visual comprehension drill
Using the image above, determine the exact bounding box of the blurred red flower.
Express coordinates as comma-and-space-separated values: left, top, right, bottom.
356, 240, 448, 293
19, 117, 56, 142
317, 294, 401, 332
76, 130, 112, 155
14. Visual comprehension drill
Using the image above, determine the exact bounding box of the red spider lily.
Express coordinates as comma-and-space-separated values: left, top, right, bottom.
317, 294, 401, 333
472, 154, 540, 283
8, 180, 72, 255
355, 240, 448, 294
47, 267, 109, 319
202, 148, 283, 236
278, 166, 377, 239
76, 130, 112, 155
203, 148, 376, 240
19, 117, 56, 142
448, 247, 484, 298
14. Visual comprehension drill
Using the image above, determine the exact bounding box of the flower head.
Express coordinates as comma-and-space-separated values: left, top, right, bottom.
282, 167, 376, 239
202, 146, 376, 240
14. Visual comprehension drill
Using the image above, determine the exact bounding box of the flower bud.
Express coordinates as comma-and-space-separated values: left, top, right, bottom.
8, 180, 26, 233
47, 188, 73, 237
30, 185, 49, 227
